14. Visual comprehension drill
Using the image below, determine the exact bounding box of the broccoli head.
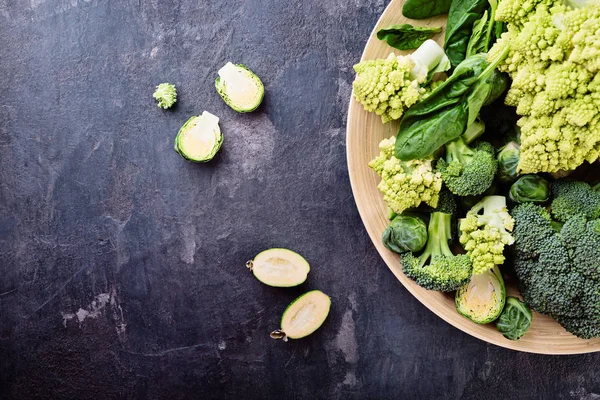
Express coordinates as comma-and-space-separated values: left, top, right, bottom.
401, 212, 472, 292
459, 196, 515, 275
512, 202, 600, 338
437, 137, 498, 196
550, 179, 600, 223
369, 136, 443, 215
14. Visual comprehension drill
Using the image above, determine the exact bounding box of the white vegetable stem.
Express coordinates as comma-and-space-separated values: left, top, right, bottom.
408, 39, 449, 82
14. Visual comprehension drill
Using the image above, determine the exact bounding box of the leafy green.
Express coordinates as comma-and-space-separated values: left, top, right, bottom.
395, 49, 510, 160
402, 0, 452, 19
377, 24, 442, 51
382, 214, 428, 254
496, 297, 533, 340
465, 11, 489, 58
444, 0, 490, 68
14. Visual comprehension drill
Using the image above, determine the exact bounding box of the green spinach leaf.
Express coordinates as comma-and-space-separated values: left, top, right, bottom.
376, 24, 442, 51
444, 0, 490, 68
402, 0, 452, 19
395, 51, 510, 160
465, 11, 489, 58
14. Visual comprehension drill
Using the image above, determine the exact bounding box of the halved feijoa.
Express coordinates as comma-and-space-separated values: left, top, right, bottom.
270, 290, 331, 341
246, 248, 309, 287
215, 62, 264, 112
174, 111, 223, 162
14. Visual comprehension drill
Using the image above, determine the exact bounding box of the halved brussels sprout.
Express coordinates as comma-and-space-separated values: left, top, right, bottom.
174, 111, 223, 162
496, 297, 533, 340
246, 248, 310, 287
456, 266, 506, 324
215, 62, 264, 112
270, 290, 331, 341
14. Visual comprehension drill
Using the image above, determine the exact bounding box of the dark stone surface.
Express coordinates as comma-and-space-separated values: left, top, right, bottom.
1, 1, 599, 399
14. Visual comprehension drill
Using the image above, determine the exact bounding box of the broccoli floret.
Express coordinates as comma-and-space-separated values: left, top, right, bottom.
512, 202, 600, 338
401, 212, 472, 292
153, 83, 177, 109
437, 136, 498, 196
459, 196, 515, 275
550, 179, 600, 222
369, 136, 443, 215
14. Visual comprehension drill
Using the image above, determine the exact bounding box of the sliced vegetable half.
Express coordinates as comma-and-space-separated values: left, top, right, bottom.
271, 290, 331, 341
174, 111, 223, 162
456, 266, 506, 324
246, 248, 310, 287
215, 62, 264, 112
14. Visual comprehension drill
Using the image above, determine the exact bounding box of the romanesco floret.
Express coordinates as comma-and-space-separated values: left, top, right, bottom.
401, 212, 472, 292
459, 196, 515, 275
153, 83, 177, 109
352, 40, 451, 123
353, 54, 426, 123
369, 136, 443, 215
488, 0, 600, 174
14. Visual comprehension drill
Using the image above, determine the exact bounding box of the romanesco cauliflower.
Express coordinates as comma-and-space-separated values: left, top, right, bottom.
369, 136, 443, 215
459, 196, 515, 275
488, 0, 600, 174
353, 40, 450, 123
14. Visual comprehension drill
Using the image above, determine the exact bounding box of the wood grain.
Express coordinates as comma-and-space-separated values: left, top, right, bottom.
345, 0, 600, 354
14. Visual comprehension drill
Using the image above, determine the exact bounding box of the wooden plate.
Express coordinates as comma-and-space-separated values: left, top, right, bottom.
346, 0, 600, 354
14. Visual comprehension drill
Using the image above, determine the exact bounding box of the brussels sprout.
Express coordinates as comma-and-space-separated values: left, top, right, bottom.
497, 141, 520, 183
496, 297, 532, 340
456, 266, 505, 324
215, 62, 264, 112
174, 111, 223, 162
246, 248, 309, 287
153, 82, 177, 109
382, 214, 428, 254
509, 175, 550, 204
270, 290, 331, 341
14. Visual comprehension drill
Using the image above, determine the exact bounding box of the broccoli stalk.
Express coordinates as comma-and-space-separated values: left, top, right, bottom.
459, 195, 515, 275
436, 122, 498, 196
401, 212, 472, 292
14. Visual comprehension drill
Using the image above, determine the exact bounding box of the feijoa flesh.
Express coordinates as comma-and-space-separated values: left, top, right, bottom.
270, 290, 331, 341
246, 248, 309, 287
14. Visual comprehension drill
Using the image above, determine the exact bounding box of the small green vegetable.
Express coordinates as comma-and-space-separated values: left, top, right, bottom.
509, 175, 550, 204
497, 141, 521, 183
270, 290, 331, 341
215, 62, 264, 112
153, 83, 177, 109
496, 297, 533, 340
382, 214, 428, 254
246, 248, 310, 287
377, 24, 442, 51
402, 0, 452, 19
456, 266, 506, 324
174, 111, 223, 162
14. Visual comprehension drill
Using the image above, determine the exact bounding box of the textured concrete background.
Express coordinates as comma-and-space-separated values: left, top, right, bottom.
1, 1, 600, 399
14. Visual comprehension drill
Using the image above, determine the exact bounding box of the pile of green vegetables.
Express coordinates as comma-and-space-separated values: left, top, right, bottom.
354, 0, 600, 340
